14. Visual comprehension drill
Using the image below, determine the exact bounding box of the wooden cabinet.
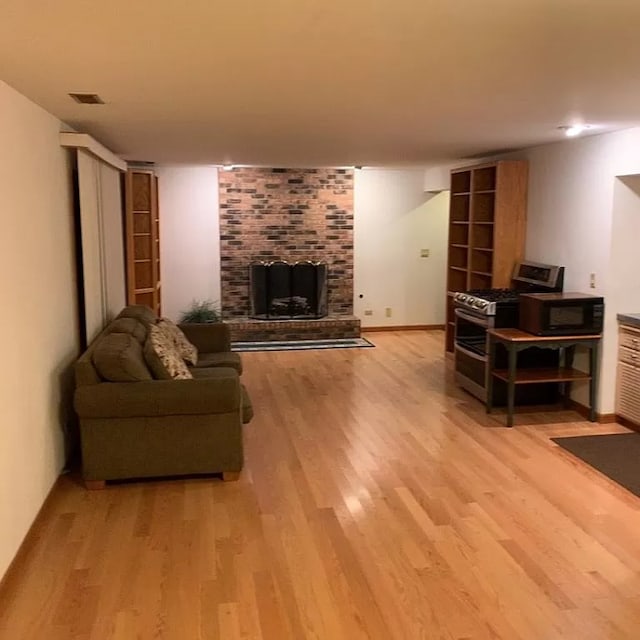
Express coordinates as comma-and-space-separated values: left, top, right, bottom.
124, 169, 161, 314
616, 324, 640, 426
445, 160, 528, 352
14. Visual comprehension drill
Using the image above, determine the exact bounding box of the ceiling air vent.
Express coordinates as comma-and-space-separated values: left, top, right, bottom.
68, 93, 105, 105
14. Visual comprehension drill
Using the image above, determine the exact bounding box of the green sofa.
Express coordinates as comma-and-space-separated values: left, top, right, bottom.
74, 305, 252, 488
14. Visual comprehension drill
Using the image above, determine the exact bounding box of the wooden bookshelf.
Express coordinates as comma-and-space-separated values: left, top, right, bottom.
445, 160, 528, 352
125, 169, 162, 315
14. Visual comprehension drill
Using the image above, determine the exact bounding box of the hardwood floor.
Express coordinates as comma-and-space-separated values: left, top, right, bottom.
1, 330, 639, 639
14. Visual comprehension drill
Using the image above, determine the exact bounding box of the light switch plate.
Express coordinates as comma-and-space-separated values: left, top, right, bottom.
420, 249, 430, 258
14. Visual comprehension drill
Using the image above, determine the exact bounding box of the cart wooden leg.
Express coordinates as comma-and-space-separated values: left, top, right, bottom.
589, 341, 599, 422
507, 346, 517, 427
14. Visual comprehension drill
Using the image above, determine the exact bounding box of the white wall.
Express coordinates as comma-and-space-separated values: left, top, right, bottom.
509, 127, 640, 413
354, 168, 449, 328
0, 81, 79, 580
157, 166, 220, 322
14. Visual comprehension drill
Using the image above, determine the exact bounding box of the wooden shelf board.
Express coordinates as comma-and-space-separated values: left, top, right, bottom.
134, 259, 151, 263
133, 210, 152, 214
472, 221, 495, 226
133, 232, 151, 237
449, 266, 468, 273
472, 270, 492, 277
451, 191, 471, 196
472, 247, 493, 253
450, 221, 470, 225
473, 189, 496, 195
451, 244, 469, 249
135, 287, 155, 294
492, 367, 591, 384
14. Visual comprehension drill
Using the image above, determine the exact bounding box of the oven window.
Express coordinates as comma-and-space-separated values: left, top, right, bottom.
549, 305, 583, 326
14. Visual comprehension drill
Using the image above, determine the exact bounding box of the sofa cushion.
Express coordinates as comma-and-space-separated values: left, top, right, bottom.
157, 318, 198, 365
144, 324, 192, 380
240, 384, 253, 424
193, 351, 242, 374
103, 317, 147, 344
191, 368, 253, 423
117, 305, 157, 326
92, 333, 153, 382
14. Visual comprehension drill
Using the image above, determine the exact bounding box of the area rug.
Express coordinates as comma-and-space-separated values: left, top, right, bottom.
551, 433, 640, 498
231, 337, 375, 352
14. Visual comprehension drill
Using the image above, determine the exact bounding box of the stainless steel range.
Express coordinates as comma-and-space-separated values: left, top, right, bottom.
453, 261, 564, 402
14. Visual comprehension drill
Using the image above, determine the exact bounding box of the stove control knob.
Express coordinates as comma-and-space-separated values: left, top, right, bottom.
458, 294, 467, 302
478, 301, 488, 309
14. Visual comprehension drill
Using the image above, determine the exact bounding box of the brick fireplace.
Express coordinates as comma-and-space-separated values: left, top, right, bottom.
218, 167, 359, 341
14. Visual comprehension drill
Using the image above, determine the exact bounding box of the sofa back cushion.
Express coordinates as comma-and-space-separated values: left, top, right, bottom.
92, 333, 153, 382
144, 324, 193, 380
103, 317, 147, 343
117, 305, 157, 327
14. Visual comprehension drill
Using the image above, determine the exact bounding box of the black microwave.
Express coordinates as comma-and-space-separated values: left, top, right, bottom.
519, 292, 604, 336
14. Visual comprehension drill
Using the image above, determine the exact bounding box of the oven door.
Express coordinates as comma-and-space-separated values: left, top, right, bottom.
454, 308, 490, 355
454, 308, 490, 401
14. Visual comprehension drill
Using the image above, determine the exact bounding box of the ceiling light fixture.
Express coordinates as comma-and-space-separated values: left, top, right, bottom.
558, 124, 592, 137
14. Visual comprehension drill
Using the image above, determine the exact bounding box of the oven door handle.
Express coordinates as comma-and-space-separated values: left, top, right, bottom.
454, 343, 487, 362
454, 308, 490, 327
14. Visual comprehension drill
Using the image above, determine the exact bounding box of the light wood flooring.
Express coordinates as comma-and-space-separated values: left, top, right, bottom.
1, 330, 639, 639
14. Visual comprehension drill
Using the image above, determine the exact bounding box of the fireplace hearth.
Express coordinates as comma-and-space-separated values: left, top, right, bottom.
250, 261, 328, 319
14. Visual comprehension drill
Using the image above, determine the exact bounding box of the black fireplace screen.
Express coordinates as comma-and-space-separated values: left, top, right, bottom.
249, 261, 328, 319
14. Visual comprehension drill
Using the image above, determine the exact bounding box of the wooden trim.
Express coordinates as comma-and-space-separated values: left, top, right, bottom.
0, 475, 62, 593
615, 415, 640, 432
59, 132, 127, 171
363, 324, 445, 332
566, 398, 618, 424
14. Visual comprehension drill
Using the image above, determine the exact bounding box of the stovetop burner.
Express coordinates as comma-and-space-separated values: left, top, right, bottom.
465, 288, 519, 303
453, 261, 565, 317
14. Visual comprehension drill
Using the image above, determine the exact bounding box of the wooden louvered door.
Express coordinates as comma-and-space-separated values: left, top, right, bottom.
616, 324, 640, 425
125, 169, 161, 314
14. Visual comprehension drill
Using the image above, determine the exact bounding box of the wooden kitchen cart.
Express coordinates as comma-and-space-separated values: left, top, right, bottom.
486, 328, 601, 427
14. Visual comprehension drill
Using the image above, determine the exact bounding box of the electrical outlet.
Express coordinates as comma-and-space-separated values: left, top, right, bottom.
590, 273, 596, 289
364, 309, 373, 316
420, 249, 430, 258
385, 307, 392, 318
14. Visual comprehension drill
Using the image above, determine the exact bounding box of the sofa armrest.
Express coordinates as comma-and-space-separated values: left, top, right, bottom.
178, 322, 231, 353
75, 370, 240, 419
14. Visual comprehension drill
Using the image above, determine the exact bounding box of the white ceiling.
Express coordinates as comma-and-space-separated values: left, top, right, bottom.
2, 1, 640, 167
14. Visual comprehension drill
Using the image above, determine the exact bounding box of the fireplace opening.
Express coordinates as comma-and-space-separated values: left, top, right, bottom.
250, 261, 328, 319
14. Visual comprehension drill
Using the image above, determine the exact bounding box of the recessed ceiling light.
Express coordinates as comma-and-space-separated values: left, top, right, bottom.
558, 124, 592, 137
68, 93, 105, 105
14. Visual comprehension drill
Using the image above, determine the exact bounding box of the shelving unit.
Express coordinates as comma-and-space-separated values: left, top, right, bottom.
125, 169, 162, 315
445, 160, 528, 352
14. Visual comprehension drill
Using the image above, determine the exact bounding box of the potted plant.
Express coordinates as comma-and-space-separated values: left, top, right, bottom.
179, 299, 222, 324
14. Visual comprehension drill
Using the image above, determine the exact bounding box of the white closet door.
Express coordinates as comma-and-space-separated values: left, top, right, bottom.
76, 149, 126, 343
99, 162, 126, 317
77, 149, 105, 343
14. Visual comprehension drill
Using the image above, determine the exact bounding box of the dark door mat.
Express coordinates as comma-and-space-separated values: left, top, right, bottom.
231, 337, 375, 352
551, 433, 640, 498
